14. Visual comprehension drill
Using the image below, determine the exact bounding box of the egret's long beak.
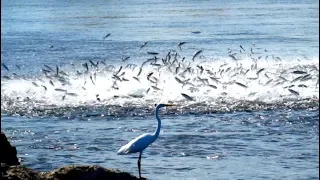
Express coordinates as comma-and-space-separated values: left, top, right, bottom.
165, 104, 176, 107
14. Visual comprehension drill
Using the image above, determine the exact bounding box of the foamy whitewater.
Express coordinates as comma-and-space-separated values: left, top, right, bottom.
1, 53, 319, 116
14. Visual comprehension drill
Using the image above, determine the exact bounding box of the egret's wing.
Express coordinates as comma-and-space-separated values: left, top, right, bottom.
117, 133, 154, 155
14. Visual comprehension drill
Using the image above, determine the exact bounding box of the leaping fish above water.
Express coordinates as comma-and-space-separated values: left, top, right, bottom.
256, 68, 265, 75
151, 86, 161, 91
16, 64, 21, 70
44, 65, 53, 72
140, 41, 148, 48
55, 88, 67, 92
191, 31, 201, 34
292, 70, 307, 74
32, 82, 39, 87
112, 74, 122, 82
229, 54, 237, 61
177, 42, 186, 50
240, 45, 245, 52
133, 76, 140, 82
66, 92, 78, 96
181, 93, 194, 101
103, 33, 111, 40
147, 52, 159, 55
41, 85, 47, 91
192, 50, 202, 61
82, 63, 89, 72
121, 56, 130, 62
288, 89, 299, 96
1, 63, 9, 71
208, 84, 217, 89
235, 82, 247, 88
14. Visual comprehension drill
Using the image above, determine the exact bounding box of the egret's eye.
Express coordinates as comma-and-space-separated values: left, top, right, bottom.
154, 104, 157, 107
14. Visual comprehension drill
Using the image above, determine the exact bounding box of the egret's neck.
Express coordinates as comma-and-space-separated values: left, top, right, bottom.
152, 106, 162, 139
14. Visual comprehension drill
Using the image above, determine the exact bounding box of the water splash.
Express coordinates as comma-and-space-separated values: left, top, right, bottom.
1, 51, 319, 117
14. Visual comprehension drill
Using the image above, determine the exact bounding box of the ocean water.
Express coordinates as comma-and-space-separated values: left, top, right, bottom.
1, 0, 319, 179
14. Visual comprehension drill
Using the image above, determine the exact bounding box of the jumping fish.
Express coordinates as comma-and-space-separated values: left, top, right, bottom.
208, 84, 217, 89
133, 76, 140, 82
265, 79, 273, 85
298, 84, 307, 88
256, 68, 265, 75
112, 74, 122, 82
175, 77, 184, 84
292, 70, 307, 74
115, 66, 122, 75
137, 67, 142, 77
90, 75, 95, 85
103, 33, 111, 39
147, 72, 153, 80
209, 77, 220, 84
2, 63, 9, 71
44, 65, 53, 72
147, 52, 159, 55
229, 54, 237, 61
177, 42, 186, 50
146, 88, 150, 94
16, 64, 21, 70
32, 82, 39, 87
140, 41, 148, 48
55, 88, 67, 92
192, 50, 202, 61
59, 71, 68, 76
89, 60, 98, 67
301, 74, 311, 81
41, 69, 51, 74
279, 76, 288, 82
82, 63, 89, 72
66, 92, 78, 96
41, 85, 47, 91
121, 56, 130, 62
122, 77, 129, 81
151, 86, 161, 91
235, 82, 247, 88
240, 45, 245, 52
288, 89, 299, 96
56, 65, 59, 76
181, 93, 194, 101
291, 76, 303, 83
191, 31, 201, 34
49, 80, 54, 86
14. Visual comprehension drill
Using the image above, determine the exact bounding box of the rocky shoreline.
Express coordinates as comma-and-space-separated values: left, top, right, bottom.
1, 132, 144, 180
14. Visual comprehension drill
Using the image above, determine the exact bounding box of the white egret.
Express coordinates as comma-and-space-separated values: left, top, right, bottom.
117, 103, 175, 179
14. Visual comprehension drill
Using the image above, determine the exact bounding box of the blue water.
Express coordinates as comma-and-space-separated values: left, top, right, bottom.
1, 0, 319, 179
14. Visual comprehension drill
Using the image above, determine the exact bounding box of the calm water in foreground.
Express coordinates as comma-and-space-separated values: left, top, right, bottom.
1, 0, 319, 179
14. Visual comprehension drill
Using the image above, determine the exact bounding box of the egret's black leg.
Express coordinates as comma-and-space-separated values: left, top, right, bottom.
138, 152, 142, 179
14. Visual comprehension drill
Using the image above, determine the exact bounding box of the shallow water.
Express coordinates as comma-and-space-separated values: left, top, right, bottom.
1, 0, 319, 179
2, 109, 319, 179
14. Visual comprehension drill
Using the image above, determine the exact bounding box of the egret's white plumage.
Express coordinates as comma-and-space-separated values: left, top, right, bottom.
117, 133, 155, 155
117, 103, 174, 178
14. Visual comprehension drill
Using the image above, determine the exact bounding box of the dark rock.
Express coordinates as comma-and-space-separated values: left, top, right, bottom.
1, 164, 144, 180
0, 132, 144, 180
1, 132, 20, 166
3, 164, 42, 180
44, 165, 144, 180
